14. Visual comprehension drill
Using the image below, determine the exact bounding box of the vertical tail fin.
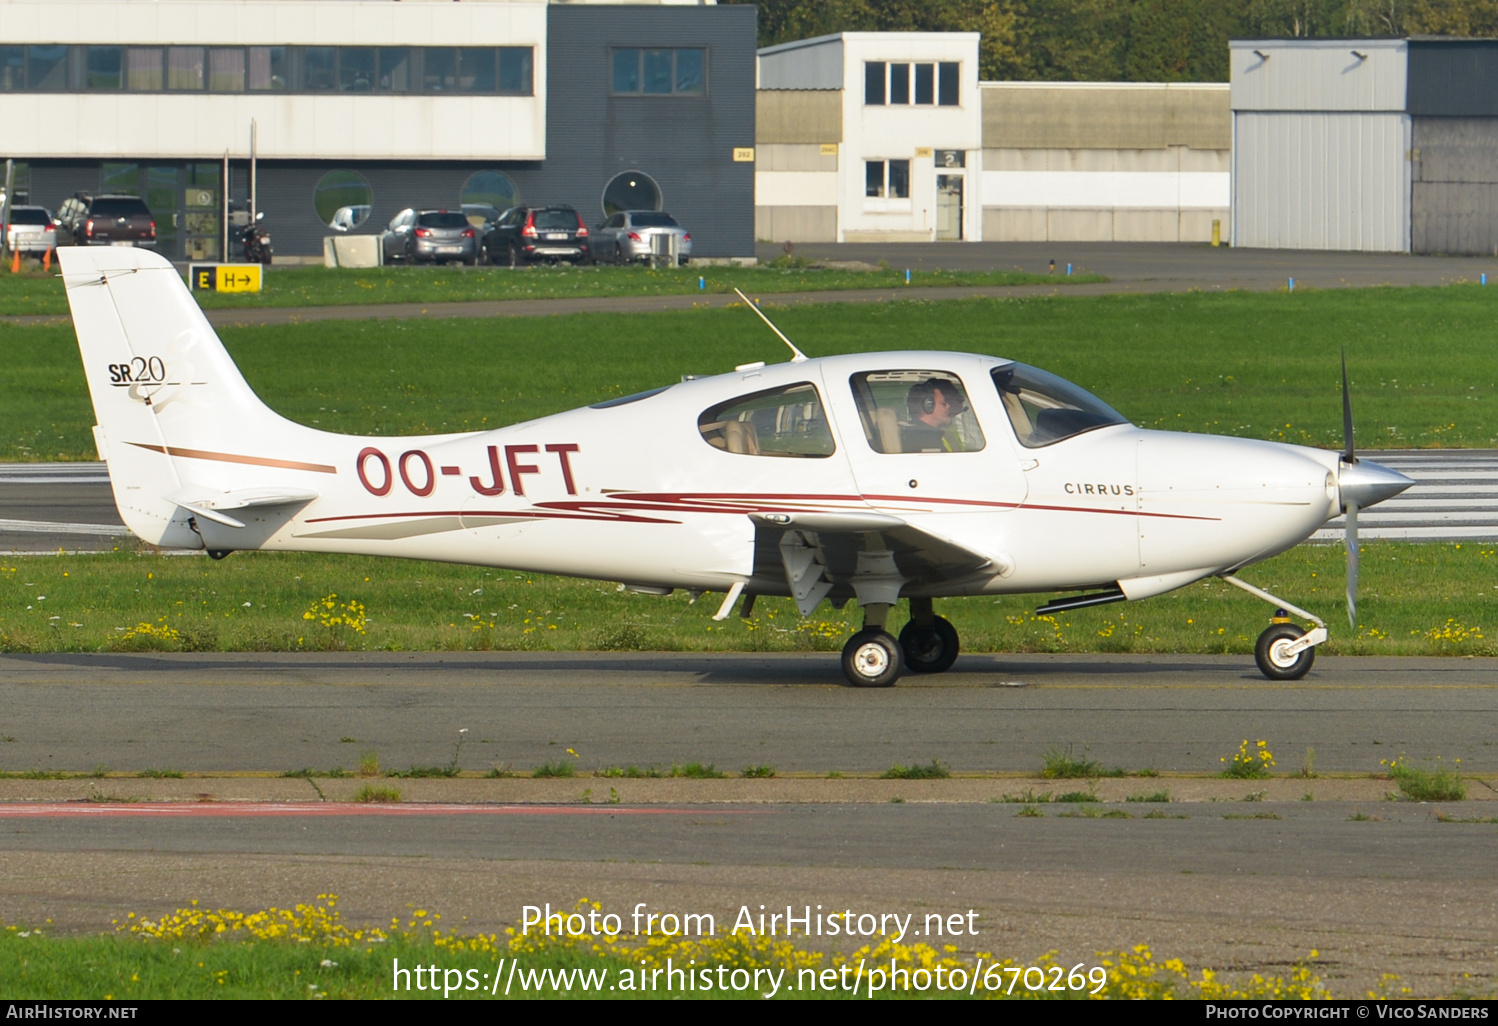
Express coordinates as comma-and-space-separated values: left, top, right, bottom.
59, 247, 322, 546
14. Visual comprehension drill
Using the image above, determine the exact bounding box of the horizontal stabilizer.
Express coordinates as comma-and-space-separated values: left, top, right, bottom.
168, 487, 320, 530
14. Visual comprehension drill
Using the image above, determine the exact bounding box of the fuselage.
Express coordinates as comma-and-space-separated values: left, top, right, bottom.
145, 351, 1348, 602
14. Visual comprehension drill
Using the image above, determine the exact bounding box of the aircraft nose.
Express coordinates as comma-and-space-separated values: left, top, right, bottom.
1338, 458, 1414, 512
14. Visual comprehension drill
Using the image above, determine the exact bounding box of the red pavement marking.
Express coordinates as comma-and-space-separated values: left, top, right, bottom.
0, 803, 755, 818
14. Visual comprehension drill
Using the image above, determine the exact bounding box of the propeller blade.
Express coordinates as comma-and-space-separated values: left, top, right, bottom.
1340, 346, 1355, 463
1345, 501, 1360, 627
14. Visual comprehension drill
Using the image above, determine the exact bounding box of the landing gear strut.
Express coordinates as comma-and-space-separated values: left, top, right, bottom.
1220, 575, 1327, 682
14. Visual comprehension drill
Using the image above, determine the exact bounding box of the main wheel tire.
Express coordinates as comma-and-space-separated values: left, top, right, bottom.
507, 244, 521, 269
898, 616, 960, 675
841, 630, 904, 688
1254, 623, 1315, 680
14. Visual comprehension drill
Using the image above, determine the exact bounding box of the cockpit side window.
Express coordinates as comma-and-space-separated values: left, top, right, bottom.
698, 382, 835, 458
849, 370, 985, 454
992, 363, 1129, 448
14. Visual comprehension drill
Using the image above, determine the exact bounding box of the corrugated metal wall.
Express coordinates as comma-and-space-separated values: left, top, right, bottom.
546, 4, 756, 259
1233, 111, 1410, 252
1412, 117, 1498, 256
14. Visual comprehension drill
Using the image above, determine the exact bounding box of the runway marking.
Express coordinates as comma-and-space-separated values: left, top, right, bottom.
0, 803, 761, 819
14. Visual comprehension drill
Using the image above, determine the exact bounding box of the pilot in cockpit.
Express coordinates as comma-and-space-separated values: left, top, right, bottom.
902, 378, 966, 452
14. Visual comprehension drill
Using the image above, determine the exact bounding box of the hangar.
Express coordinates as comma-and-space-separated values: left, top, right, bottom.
0, 0, 756, 261
1231, 36, 1498, 255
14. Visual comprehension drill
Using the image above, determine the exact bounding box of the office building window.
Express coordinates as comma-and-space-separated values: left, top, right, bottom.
865, 160, 909, 199
126, 49, 163, 91
914, 62, 933, 105
208, 48, 245, 91
167, 47, 205, 90
938, 62, 959, 105
497, 47, 532, 94
87, 47, 122, 90
5, 44, 531, 95
612, 48, 705, 95
864, 61, 885, 105
302, 47, 336, 90
602, 171, 661, 217
866, 61, 960, 107
338, 47, 376, 92
314, 170, 373, 232
889, 63, 910, 104
249, 47, 286, 90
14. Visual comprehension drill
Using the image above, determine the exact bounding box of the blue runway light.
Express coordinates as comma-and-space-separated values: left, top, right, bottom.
1288, 277, 1295, 292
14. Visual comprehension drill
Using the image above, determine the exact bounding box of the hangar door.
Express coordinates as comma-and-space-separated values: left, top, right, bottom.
1233, 111, 1410, 252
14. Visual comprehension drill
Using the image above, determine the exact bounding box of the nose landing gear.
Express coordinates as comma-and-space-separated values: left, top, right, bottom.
1220, 575, 1327, 681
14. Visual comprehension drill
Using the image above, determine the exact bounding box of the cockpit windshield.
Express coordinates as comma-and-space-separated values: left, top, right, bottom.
992, 363, 1129, 448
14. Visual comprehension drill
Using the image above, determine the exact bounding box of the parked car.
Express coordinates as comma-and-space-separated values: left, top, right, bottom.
330, 205, 371, 233
381, 209, 477, 265
4, 206, 57, 253
462, 203, 506, 263
593, 210, 692, 266
56, 194, 156, 247
482, 205, 591, 266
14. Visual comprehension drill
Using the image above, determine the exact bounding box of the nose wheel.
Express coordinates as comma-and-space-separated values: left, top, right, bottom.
1254, 623, 1315, 680
1221, 575, 1327, 682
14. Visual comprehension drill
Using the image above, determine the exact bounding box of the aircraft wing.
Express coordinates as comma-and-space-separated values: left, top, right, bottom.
746, 511, 1003, 616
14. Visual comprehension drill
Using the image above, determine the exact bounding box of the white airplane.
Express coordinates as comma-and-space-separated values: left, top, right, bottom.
60, 247, 1413, 687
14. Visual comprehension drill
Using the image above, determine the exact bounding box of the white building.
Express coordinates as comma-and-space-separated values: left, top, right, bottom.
757, 32, 984, 244
755, 32, 1232, 245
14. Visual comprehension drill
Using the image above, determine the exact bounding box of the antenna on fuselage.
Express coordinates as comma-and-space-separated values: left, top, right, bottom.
733, 288, 808, 364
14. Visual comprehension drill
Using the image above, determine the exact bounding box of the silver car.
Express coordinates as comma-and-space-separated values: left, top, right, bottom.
381, 209, 477, 265
594, 211, 692, 266
5, 206, 58, 253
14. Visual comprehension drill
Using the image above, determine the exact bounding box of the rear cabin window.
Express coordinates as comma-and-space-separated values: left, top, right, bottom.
630, 212, 679, 228
9, 208, 50, 224
417, 211, 469, 229
992, 363, 1129, 448
91, 198, 151, 218
849, 370, 985, 454
533, 209, 579, 230
698, 383, 834, 458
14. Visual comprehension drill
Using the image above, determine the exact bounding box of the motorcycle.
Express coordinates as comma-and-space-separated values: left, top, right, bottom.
241, 211, 272, 265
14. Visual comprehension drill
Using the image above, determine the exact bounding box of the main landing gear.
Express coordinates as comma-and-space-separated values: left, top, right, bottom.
1219, 575, 1328, 681
840, 597, 959, 687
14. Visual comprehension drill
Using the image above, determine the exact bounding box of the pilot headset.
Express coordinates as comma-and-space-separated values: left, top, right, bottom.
909, 380, 940, 417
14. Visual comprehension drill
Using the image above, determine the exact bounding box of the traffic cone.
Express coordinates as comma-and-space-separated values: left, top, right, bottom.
10, 249, 19, 273
42, 248, 51, 271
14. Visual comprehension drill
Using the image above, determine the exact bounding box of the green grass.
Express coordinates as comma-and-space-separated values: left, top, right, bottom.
670, 762, 726, 779
350, 784, 400, 803
1125, 789, 1172, 803
6, 284, 1498, 461
1, 540, 1493, 658
1387, 758, 1467, 801
597, 765, 664, 779
531, 761, 576, 779
0, 263, 1099, 318
740, 765, 777, 778
881, 760, 950, 780
1040, 745, 1103, 779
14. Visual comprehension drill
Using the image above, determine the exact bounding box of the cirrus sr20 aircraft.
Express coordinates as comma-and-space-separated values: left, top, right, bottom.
61, 248, 1412, 687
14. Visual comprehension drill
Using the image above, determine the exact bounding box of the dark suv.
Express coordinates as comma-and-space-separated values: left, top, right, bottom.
57, 194, 157, 247
482, 205, 591, 266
